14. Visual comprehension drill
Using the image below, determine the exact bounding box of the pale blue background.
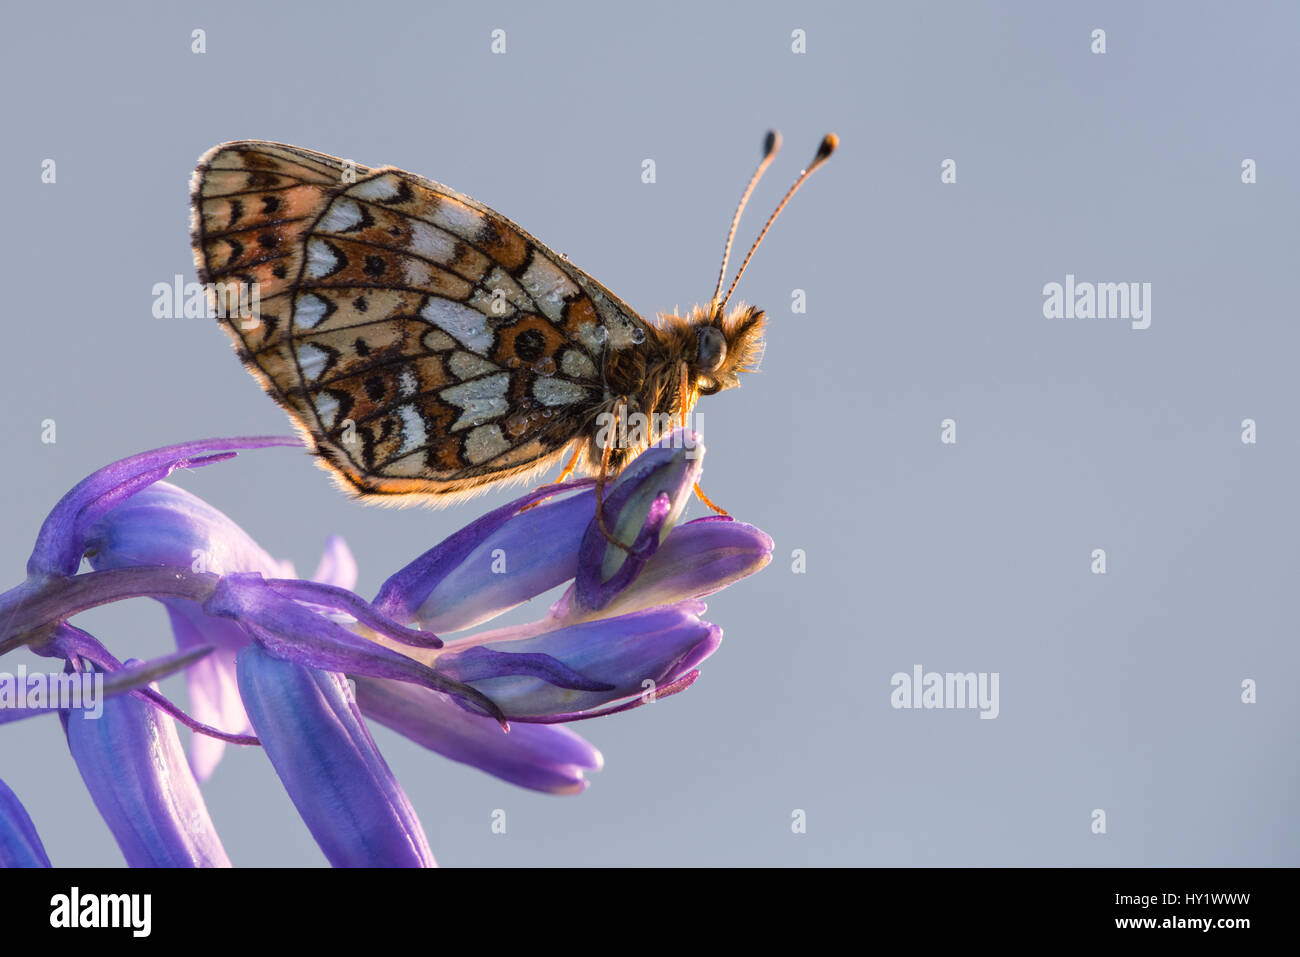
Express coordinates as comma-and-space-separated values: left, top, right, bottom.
0, 0, 1296, 866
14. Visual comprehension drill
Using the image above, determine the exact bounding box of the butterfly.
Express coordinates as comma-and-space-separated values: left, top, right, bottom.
189, 132, 835, 529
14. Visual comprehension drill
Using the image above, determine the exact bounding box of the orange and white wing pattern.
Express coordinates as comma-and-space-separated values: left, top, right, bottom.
190, 140, 651, 501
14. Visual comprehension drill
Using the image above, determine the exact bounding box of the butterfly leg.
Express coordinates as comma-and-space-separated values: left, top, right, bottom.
692, 482, 730, 516
555, 443, 583, 483
595, 397, 635, 554
518, 444, 585, 513
678, 361, 691, 430
675, 362, 727, 515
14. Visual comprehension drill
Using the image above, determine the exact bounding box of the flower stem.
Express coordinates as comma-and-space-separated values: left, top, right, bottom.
0, 566, 220, 656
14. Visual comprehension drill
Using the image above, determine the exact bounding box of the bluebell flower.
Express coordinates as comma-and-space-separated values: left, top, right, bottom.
237, 645, 435, 868
65, 661, 231, 868
80, 479, 296, 780
0, 431, 772, 866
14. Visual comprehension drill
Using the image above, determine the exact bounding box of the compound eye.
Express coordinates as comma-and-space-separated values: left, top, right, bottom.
696, 326, 727, 373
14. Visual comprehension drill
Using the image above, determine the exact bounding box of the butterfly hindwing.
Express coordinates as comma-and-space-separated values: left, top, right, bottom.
191, 140, 651, 501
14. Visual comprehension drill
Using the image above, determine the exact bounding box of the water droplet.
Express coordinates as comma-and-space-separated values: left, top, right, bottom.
533, 356, 556, 376
630, 326, 646, 344
593, 325, 608, 343
505, 414, 530, 437
507, 356, 521, 368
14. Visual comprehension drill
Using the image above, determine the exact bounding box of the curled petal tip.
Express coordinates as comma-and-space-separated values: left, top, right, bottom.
29, 436, 302, 578
456, 604, 720, 719
353, 677, 602, 794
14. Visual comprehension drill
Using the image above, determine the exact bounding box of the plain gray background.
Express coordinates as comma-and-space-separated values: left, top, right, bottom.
1, 0, 1296, 866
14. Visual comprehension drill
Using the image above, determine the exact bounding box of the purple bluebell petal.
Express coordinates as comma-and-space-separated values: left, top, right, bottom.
85, 481, 287, 579
29, 436, 301, 577
204, 574, 504, 724
513, 669, 703, 724
405, 489, 597, 634
554, 516, 773, 623
353, 676, 602, 795
236, 645, 435, 867
575, 431, 704, 612
372, 478, 594, 629
65, 663, 231, 867
312, 535, 357, 590
263, 578, 441, 649
437, 646, 616, 692
448, 603, 721, 718
0, 778, 51, 867
420, 616, 552, 649
574, 492, 672, 610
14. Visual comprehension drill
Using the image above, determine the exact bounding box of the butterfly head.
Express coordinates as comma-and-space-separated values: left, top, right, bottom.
686, 301, 767, 396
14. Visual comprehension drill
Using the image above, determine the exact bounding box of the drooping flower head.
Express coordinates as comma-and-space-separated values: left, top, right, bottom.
0, 431, 771, 866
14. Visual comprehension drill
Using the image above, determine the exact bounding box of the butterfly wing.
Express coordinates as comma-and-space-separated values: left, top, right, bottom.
191, 140, 651, 501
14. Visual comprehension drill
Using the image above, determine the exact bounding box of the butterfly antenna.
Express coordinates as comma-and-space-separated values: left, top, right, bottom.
712, 130, 783, 307
720, 133, 838, 310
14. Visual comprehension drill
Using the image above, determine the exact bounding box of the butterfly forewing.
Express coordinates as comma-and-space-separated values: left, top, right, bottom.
191, 141, 651, 500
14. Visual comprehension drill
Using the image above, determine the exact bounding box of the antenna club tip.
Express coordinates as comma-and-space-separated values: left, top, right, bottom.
763, 130, 782, 157
815, 133, 839, 163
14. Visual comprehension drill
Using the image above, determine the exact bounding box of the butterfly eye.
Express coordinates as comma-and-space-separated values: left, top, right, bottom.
696, 327, 727, 374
